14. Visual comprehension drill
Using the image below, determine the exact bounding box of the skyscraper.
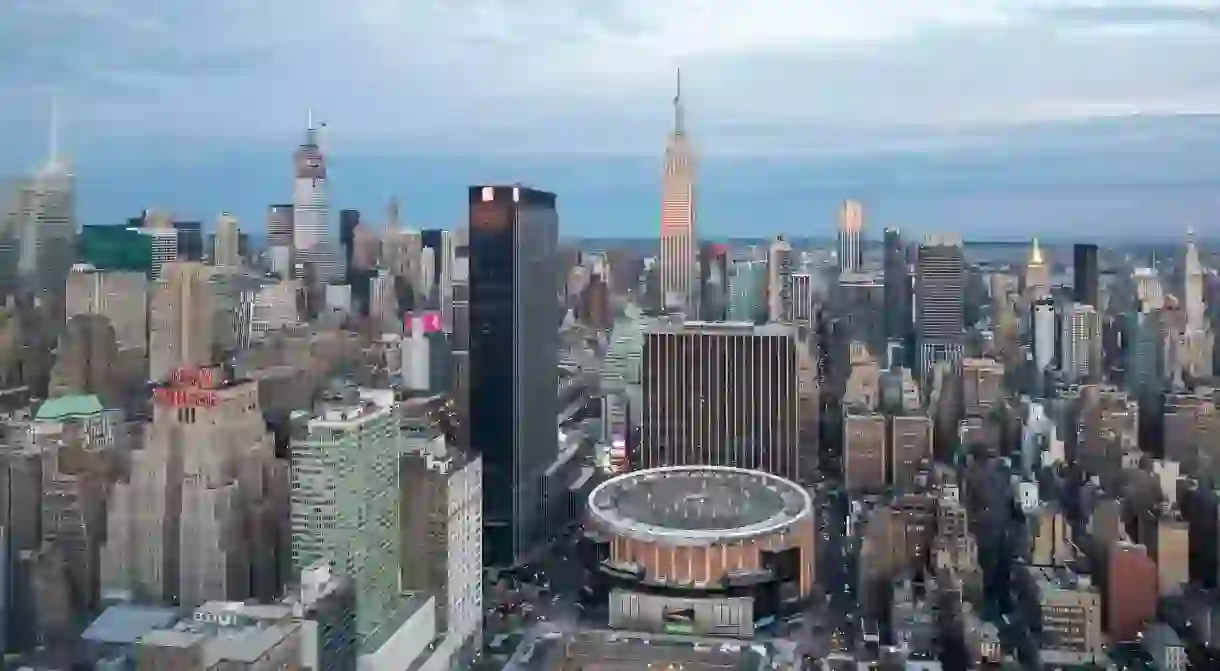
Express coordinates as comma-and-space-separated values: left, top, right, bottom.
293, 113, 339, 283
838, 200, 864, 273
768, 236, 793, 323
467, 185, 558, 566
212, 213, 240, 268
883, 227, 911, 345
1073, 243, 1099, 308
1025, 238, 1050, 301
641, 321, 802, 481
291, 391, 404, 649
15, 97, 76, 317
915, 234, 966, 374
660, 69, 696, 312
1061, 302, 1101, 382
149, 262, 215, 382
1185, 227, 1206, 332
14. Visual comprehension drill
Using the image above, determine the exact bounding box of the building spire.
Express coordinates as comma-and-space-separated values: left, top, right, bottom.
1030, 237, 1044, 266
307, 107, 314, 131
673, 68, 685, 136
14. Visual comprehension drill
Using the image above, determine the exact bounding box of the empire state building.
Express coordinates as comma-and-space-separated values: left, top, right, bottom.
660, 69, 696, 312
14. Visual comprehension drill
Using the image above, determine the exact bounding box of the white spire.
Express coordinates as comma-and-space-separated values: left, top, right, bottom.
307, 107, 314, 131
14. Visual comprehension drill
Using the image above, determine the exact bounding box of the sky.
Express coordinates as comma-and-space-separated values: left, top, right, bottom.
2, 0, 1220, 240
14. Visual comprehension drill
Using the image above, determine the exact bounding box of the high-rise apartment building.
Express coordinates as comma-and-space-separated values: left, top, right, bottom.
468, 185, 559, 566
641, 321, 802, 481
768, 236, 793, 323
212, 213, 240, 268
1061, 302, 1101, 382
1073, 243, 1099, 308
1032, 299, 1056, 374
838, 200, 864, 273
890, 414, 932, 490
915, 234, 966, 374
660, 70, 696, 313
140, 212, 179, 280
400, 433, 484, 658
293, 116, 339, 283
844, 412, 887, 494
149, 262, 216, 382
883, 227, 910, 346
291, 391, 405, 649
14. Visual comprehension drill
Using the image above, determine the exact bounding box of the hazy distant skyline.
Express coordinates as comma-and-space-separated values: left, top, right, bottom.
3, 1, 1220, 237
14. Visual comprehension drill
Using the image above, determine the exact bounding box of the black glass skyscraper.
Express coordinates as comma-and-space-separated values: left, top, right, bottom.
883, 228, 911, 340
468, 184, 559, 567
1073, 243, 1099, 308
173, 220, 203, 261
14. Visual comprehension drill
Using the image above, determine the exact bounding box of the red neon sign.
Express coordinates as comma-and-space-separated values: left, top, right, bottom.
154, 388, 219, 408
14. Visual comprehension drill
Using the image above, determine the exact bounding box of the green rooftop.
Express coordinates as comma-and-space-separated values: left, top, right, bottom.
36, 395, 104, 421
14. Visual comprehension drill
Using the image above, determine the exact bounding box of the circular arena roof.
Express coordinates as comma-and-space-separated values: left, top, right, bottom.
587, 466, 812, 542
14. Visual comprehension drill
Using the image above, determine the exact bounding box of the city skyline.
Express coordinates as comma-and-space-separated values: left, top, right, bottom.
3, 1, 1220, 237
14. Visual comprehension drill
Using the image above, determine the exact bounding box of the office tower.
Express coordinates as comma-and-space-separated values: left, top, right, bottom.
660, 69, 696, 312
1061, 302, 1101, 382
339, 209, 360, 283
78, 224, 154, 275
292, 114, 339, 283
212, 213, 240, 268
1103, 543, 1157, 641
451, 246, 470, 449
173, 220, 204, 262
791, 273, 813, 324
369, 270, 396, 332
1178, 228, 1214, 381
14, 101, 75, 317
291, 391, 405, 648
698, 242, 729, 321
728, 258, 767, 322
838, 200, 864, 273
149, 262, 216, 382
883, 227, 911, 344
641, 321, 801, 480
890, 414, 932, 490
400, 437, 483, 657
1025, 238, 1050, 301
1032, 299, 1056, 373
915, 234, 966, 374
140, 211, 180, 279
468, 185, 558, 566
1073, 243, 1099, 308
768, 236, 793, 323
266, 204, 294, 247
66, 268, 148, 353
836, 271, 886, 359
843, 412, 886, 494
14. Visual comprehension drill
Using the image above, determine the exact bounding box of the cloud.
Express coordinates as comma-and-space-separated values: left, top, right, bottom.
2, 0, 1220, 161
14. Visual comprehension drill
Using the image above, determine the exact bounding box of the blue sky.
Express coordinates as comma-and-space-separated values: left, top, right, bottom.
3, 1, 1220, 239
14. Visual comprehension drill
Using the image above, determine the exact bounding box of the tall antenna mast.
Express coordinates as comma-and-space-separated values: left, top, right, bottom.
673, 68, 685, 136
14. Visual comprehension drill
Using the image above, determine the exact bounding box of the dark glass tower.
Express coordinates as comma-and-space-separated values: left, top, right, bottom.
883, 227, 911, 347
468, 185, 559, 567
173, 220, 203, 261
1073, 243, 1099, 308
